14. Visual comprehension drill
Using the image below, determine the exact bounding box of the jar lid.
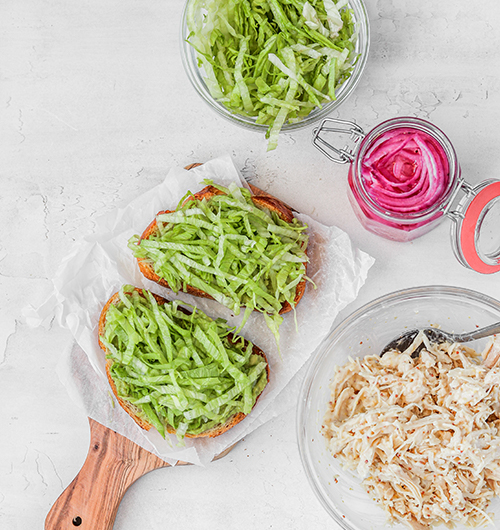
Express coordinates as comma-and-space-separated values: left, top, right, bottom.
450, 180, 500, 274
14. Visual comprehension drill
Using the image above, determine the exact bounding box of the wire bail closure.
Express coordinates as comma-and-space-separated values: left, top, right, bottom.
441, 181, 473, 220
312, 118, 365, 164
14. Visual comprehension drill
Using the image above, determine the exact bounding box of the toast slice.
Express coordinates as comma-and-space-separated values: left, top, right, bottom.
98, 286, 269, 439
134, 184, 307, 316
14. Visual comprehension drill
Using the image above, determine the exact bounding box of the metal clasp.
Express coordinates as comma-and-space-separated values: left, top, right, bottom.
312, 118, 365, 164
443, 180, 475, 221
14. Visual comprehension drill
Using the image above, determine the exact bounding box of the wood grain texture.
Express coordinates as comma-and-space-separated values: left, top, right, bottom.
45, 418, 173, 530
45, 418, 234, 530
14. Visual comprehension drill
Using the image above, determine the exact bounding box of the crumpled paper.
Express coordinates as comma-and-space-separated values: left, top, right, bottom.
27, 155, 374, 466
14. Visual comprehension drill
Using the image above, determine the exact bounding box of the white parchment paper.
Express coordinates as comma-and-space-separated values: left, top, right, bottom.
28, 155, 374, 466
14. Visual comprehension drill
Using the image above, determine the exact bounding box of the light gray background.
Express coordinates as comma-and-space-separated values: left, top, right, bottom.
2, 0, 500, 528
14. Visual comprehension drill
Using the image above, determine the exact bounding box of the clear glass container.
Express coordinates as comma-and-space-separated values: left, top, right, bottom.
312, 116, 500, 273
349, 117, 461, 241
297, 285, 500, 530
180, 0, 370, 133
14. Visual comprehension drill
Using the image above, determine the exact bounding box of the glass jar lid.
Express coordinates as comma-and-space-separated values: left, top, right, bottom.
449, 179, 500, 274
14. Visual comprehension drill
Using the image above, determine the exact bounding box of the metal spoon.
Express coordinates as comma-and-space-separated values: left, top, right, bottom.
380, 321, 500, 358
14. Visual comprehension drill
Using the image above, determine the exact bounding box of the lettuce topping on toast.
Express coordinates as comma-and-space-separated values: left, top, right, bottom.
100, 286, 268, 441
128, 181, 310, 345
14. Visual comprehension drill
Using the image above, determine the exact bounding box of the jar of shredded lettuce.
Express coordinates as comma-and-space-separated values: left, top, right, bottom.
180, 0, 369, 150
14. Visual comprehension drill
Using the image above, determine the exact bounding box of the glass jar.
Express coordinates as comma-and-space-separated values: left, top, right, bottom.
180, 0, 370, 134
312, 116, 500, 274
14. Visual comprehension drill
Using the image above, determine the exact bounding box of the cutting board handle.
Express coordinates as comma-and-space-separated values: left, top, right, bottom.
45, 418, 170, 530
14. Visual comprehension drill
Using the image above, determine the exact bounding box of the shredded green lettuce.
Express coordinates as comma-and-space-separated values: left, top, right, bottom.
101, 286, 268, 442
128, 181, 310, 347
185, 0, 358, 150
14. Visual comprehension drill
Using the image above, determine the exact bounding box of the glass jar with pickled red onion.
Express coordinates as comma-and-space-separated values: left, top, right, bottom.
312, 116, 500, 274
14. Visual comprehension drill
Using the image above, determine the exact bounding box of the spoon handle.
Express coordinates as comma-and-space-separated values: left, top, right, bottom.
456, 321, 500, 342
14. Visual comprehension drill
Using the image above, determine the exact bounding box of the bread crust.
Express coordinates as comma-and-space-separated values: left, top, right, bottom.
98, 287, 269, 438
135, 185, 307, 315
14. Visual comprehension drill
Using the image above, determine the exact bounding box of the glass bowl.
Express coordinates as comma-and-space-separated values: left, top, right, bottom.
179, 0, 370, 133
297, 285, 500, 530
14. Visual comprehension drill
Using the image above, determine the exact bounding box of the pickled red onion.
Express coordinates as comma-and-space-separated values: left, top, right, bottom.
360, 128, 449, 214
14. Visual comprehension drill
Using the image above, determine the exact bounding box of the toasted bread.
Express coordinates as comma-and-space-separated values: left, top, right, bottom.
135, 184, 307, 315
98, 287, 269, 438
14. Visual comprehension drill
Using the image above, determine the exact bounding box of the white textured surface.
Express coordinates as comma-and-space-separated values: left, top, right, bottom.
1, 1, 500, 529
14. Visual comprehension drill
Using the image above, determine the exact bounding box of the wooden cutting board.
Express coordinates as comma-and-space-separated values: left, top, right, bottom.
45, 163, 276, 529
45, 418, 233, 530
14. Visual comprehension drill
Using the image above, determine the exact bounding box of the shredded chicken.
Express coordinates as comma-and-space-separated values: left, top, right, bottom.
322, 333, 500, 529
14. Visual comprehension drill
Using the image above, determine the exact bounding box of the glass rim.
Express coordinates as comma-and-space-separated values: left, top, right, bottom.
179, 0, 371, 133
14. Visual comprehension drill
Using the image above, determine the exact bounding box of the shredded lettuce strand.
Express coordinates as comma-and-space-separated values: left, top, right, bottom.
101, 286, 268, 442
129, 181, 310, 347
186, 0, 358, 150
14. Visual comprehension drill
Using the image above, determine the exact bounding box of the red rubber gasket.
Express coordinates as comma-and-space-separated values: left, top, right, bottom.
459, 181, 500, 274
